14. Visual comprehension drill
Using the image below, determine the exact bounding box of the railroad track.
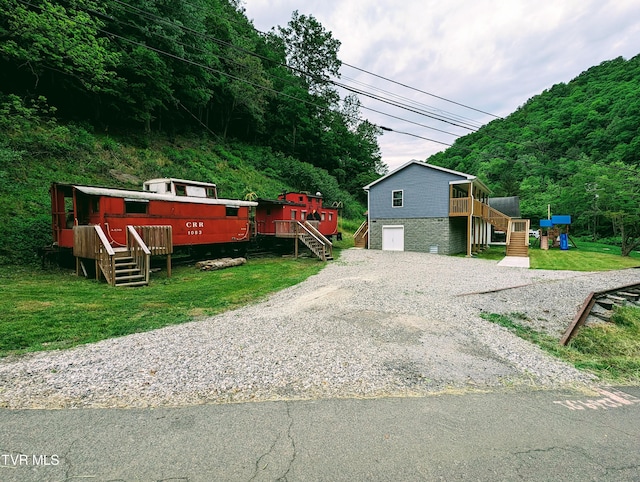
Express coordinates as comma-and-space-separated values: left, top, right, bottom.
560, 282, 640, 345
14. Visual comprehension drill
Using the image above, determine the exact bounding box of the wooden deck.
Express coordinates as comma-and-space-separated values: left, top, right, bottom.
450, 197, 529, 257
273, 220, 333, 261
72, 225, 173, 286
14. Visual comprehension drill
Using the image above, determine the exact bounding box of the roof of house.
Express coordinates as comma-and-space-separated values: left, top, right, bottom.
363, 160, 490, 193
488, 196, 521, 218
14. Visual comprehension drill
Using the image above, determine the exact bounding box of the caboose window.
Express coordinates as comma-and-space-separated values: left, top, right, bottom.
125, 199, 148, 214
321, 212, 325, 221
291, 210, 297, 220
206, 187, 217, 198
226, 206, 239, 217
91, 198, 99, 213
175, 184, 187, 196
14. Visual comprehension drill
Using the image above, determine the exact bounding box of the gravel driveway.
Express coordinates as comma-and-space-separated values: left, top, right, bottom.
1, 249, 638, 409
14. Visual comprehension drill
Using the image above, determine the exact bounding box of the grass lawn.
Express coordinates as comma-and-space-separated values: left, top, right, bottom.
483, 307, 640, 383
0, 257, 325, 358
477, 240, 640, 271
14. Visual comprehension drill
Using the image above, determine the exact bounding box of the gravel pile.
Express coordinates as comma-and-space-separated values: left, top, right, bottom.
1, 249, 638, 409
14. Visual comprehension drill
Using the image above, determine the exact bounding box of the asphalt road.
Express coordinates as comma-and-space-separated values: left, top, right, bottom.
1, 386, 639, 481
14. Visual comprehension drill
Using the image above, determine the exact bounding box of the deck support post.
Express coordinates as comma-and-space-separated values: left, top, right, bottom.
467, 214, 473, 257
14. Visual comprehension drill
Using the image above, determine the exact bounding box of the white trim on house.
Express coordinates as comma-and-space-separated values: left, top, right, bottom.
363, 160, 490, 194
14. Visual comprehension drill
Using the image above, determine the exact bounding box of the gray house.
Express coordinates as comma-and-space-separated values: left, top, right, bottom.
362, 160, 528, 257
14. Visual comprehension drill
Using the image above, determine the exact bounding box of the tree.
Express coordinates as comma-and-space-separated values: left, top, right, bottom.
0, 0, 120, 121
597, 162, 640, 256
277, 10, 341, 96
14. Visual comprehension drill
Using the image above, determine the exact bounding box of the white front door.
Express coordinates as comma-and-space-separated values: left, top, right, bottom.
382, 225, 404, 251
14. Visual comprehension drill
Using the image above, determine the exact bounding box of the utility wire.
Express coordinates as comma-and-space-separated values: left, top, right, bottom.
17, 0, 638, 178
106, 0, 488, 133
342, 62, 503, 119
339, 74, 484, 129
81, 0, 470, 143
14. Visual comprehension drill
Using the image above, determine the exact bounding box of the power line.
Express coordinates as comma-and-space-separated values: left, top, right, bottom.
342, 62, 503, 120
378, 125, 452, 146
83, 0, 469, 144
107, 0, 488, 136
338, 74, 485, 129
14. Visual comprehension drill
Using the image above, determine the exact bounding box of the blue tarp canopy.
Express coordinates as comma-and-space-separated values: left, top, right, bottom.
539, 215, 571, 227
551, 215, 572, 225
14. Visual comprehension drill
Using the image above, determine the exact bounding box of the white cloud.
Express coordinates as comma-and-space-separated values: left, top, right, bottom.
243, 0, 640, 170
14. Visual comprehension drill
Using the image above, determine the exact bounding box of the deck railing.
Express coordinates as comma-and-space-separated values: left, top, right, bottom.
353, 220, 369, 248
73, 225, 116, 284
131, 225, 173, 255
486, 206, 510, 232
126, 226, 151, 285
449, 198, 470, 215
506, 219, 530, 246
274, 220, 320, 237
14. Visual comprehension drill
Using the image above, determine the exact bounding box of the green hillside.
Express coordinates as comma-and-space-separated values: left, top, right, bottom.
428, 55, 640, 255
0, 0, 382, 264
0, 105, 367, 264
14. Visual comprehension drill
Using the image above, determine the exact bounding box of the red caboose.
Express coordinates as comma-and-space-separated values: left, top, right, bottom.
255, 191, 340, 238
253, 192, 340, 261
51, 178, 257, 260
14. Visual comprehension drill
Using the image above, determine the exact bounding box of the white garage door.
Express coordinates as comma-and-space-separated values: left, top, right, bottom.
382, 225, 404, 251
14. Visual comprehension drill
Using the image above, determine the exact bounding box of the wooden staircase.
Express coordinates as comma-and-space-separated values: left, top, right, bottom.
74, 225, 159, 286
354, 220, 368, 248
112, 250, 148, 287
273, 220, 333, 261
479, 208, 530, 258
506, 231, 529, 257
297, 221, 333, 261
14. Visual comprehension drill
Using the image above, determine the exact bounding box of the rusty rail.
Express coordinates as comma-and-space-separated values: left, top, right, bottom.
560, 282, 640, 345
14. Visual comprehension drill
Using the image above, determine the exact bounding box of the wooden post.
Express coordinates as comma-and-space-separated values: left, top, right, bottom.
467, 214, 473, 257
167, 255, 172, 278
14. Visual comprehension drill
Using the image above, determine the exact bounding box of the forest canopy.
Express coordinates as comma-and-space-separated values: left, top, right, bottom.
0, 0, 386, 197
427, 55, 640, 255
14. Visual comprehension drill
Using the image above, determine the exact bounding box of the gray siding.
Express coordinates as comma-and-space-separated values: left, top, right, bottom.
368, 163, 467, 219
369, 217, 468, 255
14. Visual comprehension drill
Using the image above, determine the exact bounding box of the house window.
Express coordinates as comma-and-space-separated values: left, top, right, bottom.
392, 190, 403, 207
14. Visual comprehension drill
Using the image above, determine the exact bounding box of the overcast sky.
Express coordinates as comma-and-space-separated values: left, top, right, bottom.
243, 0, 640, 171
